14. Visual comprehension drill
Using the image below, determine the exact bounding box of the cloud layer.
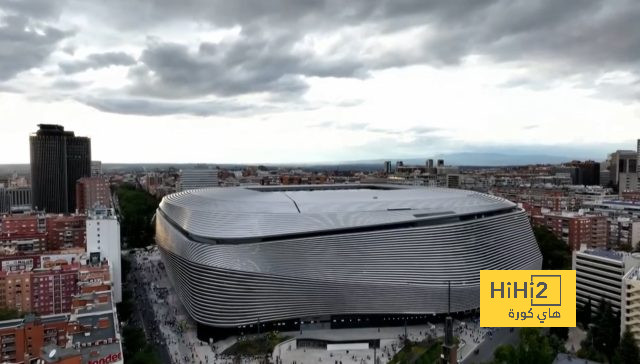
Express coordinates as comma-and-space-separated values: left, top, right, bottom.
1, 0, 639, 117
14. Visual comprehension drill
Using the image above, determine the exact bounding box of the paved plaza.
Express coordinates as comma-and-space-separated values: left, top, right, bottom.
129, 248, 510, 364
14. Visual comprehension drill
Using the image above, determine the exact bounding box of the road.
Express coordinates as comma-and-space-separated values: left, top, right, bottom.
125, 254, 174, 364
461, 327, 520, 364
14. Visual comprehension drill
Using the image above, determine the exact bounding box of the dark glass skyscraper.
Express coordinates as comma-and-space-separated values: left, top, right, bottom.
30, 124, 91, 213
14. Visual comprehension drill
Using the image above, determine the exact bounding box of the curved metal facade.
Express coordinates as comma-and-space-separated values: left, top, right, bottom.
155, 186, 542, 328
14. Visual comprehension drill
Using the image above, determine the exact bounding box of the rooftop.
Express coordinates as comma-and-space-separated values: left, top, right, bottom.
159, 185, 517, 240
624, 266, 640, 281
581, 249, 625, 261
71, 312, 116, 344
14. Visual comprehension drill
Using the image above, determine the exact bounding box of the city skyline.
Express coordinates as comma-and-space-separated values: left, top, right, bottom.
1, 1, 640, 163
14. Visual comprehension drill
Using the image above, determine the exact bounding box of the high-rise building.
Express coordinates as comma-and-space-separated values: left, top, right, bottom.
86, 208, 121, 303
177, 169, 219, 192
557, 161, 601, 185
30, 125, 91, 213
383, 161, 392, 174
427, 159, 434, 169
437, 159, 445, 167
395, 161, 403, 172
607, 150, 638, 192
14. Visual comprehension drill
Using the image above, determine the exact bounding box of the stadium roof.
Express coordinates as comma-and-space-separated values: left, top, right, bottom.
158, 184, 516, 241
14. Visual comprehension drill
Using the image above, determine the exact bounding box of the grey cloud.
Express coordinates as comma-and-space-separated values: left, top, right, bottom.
118, 0, 640, 102
0, 15, 70, 80
79, 96, 274, 117
1, 0, 66, 21
59, 52, 136, 74
5, 0, 640, 116
129, 33, 365, 99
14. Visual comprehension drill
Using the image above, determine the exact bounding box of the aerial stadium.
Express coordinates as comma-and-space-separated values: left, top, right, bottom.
155, 185, 542, 339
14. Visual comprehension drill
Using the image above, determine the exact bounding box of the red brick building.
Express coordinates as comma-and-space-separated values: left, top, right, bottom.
31, 265, 79, 315
531, 211, 608, 251
0, 314, 70, 363
45, 215, 86, 251
0, 213, 47, 253
0, 213, 86, 253
75, 178, 111, 213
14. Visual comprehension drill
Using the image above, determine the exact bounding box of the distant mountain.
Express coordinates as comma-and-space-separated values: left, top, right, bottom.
0, 153, 580, 175
416, 152, 575, 166
325, 153, 577, 167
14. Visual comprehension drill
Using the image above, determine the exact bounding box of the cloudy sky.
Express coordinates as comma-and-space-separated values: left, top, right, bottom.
1, 0, 639, 164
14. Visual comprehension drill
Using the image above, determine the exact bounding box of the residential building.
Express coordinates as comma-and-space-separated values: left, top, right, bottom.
30, 124, 91, 213
45, 215, 86, 251
584, 199, 640, 249
532, 211, 608, 251
609, 217, 640, 249
0, 213, 47, 254
0, 254, 121, 364
0, 253, 112, 316
31, 265, 78, 315
492, 186, 610, 212
573, 249, 640, 312
85, 208, 121, 303
0, 270, 32, 313
0, 214, 86, 253
621, 265, 640, 347
75, 177, 111, 212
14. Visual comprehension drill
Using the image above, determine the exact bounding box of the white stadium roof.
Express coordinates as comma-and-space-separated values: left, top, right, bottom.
158, 185, 516, 241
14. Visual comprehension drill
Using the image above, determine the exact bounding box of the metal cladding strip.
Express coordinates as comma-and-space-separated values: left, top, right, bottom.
155, 209, 542, 327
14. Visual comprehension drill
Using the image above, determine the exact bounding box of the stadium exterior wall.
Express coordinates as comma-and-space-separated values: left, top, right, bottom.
155, 195, 542, 338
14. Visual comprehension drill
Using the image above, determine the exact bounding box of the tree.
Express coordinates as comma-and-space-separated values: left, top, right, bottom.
492, 328, 556, 364
577, 330, 607, 363
618, 243, 633, 252
533, 226, 571, 270
578, 299, 621, 362
613, 328, 640, 364
577, 298, 592, 328
593, 299, 620, 361
116, 184, 159, 248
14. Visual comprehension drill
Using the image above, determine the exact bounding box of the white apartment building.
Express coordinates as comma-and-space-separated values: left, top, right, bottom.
622, 266, 640, 347
573, 249, 640, 312
86, 207, 122, 303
